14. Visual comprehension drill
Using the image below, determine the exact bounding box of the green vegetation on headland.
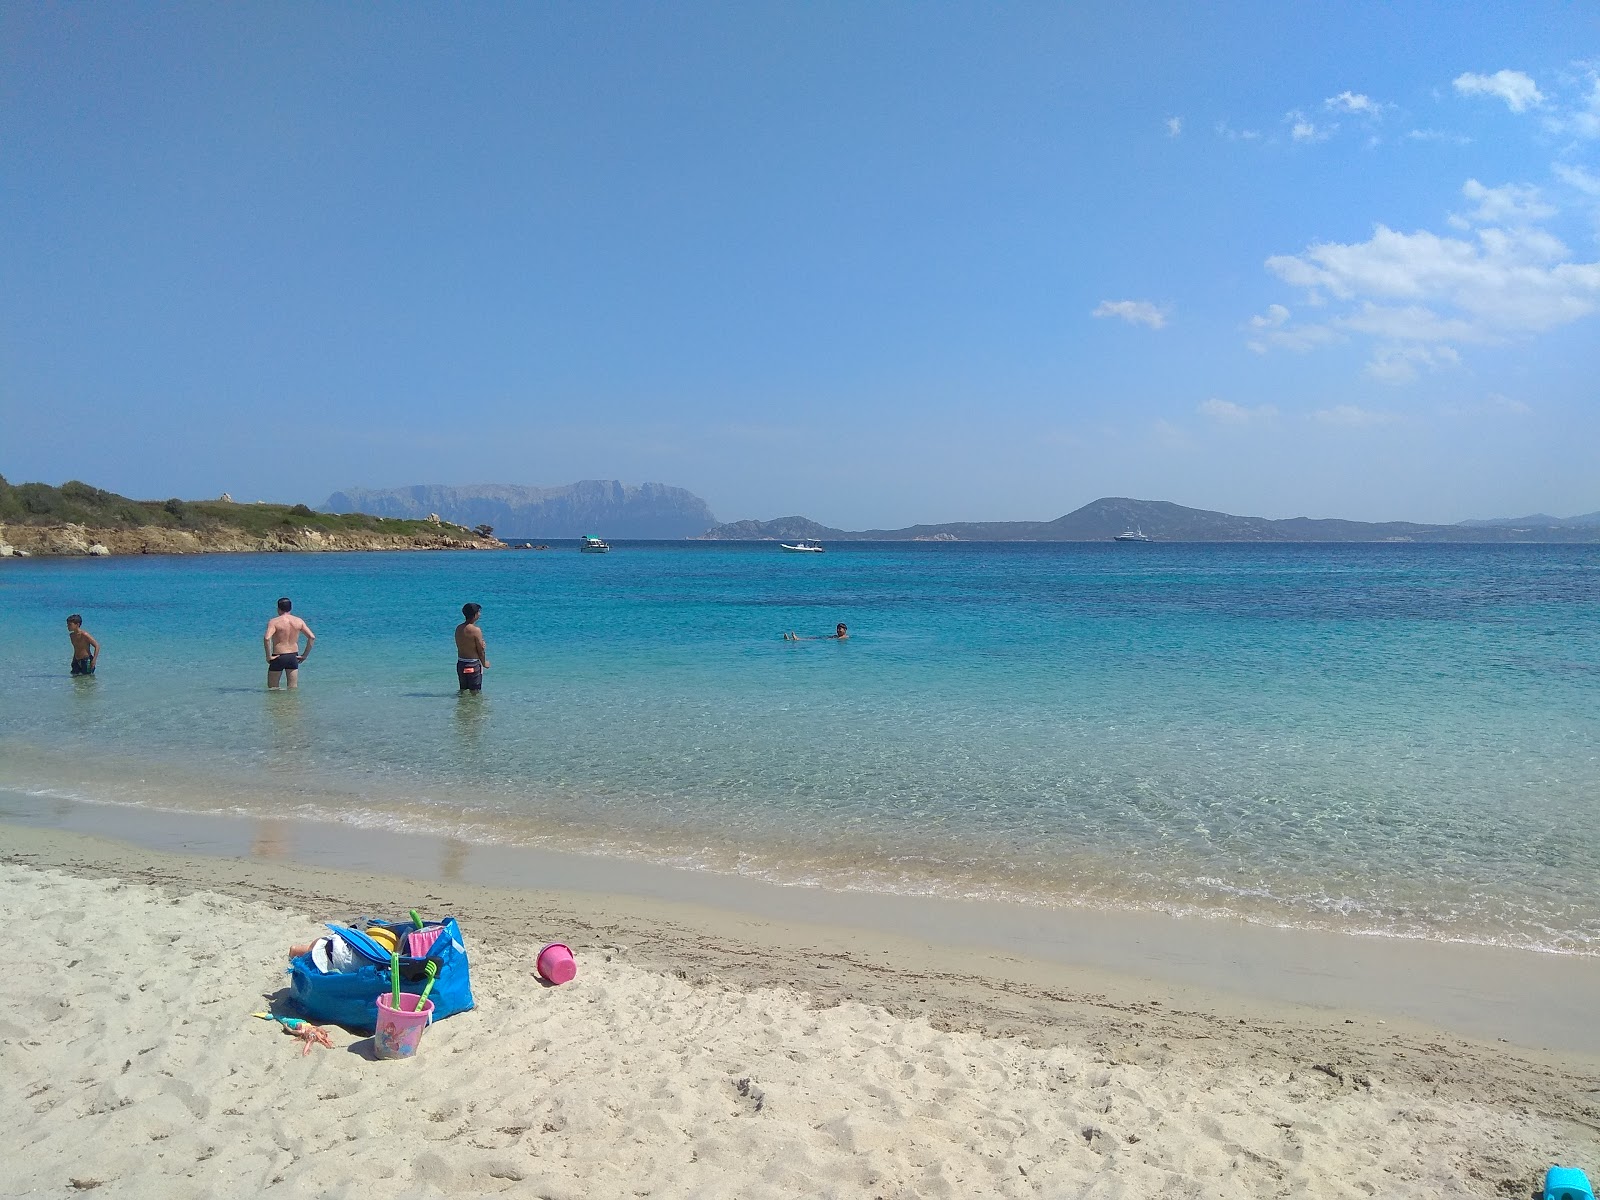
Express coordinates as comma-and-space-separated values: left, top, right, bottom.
0, 476, 504, 555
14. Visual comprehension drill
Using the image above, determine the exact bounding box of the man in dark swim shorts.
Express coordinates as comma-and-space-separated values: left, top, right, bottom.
66, 614, 100, 675
455, 602, 489, 692
264, 596, 315, 688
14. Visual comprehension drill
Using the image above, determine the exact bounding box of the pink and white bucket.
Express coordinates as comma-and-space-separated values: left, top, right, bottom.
374, 993, 434, 1059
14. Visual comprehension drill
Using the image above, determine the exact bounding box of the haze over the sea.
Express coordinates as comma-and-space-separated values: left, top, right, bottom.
3, 4, 1597, 524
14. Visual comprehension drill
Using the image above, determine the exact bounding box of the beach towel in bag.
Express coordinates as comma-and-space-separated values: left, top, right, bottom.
288, 918, 475, 1032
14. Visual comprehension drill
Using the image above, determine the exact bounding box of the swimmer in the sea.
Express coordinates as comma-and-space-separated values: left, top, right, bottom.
264, 597, 314, 688
66, 614, 100, 675
455, 602, 489, 692
783, 623, 848, 641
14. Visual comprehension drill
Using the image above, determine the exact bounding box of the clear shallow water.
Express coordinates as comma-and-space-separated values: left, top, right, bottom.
2, 542, 1598, 952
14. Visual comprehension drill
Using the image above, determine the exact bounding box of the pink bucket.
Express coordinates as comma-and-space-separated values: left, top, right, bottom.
536, 942, 577, 985
374, 993, 434, 1059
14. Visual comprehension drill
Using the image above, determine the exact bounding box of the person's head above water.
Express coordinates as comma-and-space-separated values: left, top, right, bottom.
462, 602, 481, 621
66, 614, 82, 628
835, 623, 848, 637
277, 597, 292, 613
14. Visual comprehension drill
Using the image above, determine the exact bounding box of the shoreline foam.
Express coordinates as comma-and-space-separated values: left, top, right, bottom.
5, 766, 1597, 961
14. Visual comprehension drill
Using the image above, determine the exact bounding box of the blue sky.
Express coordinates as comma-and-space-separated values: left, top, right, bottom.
3, 2, 1597, 527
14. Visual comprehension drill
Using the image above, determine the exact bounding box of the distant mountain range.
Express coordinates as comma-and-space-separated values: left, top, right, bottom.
320, 483, 1600, 543
700, 497, 1600, 543
324, 481, 718, 539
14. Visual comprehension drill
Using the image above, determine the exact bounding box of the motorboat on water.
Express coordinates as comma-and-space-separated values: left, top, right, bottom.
1113, 528, 1151, 542
780, 540, 825, 552
579, 535, 610, 553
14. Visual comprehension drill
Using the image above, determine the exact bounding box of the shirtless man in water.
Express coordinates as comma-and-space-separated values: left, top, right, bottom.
264, 597, 315, 688
455, 602, 490, 692
66, 614, 100, 675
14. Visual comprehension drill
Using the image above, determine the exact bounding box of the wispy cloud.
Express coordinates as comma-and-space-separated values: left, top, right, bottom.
1406, 128, 1471, 146
1215, 121, 1261, 142
1313, 404, 1399, 427
1547, 71, 1600, 138
1365, 343, 1461, 384
1198, 398, 1278, 425
1287, 111, 1330, 142
1555, 163, 1600, 197
1437, 392, 1533, 418
1454, 179, 1556, 226
1325, 91, 1383, 117
1092, 299, 1167, 329
1248, 303, 1290, 329
1453, 69, 1545, 113
1165, 116, 1182, 137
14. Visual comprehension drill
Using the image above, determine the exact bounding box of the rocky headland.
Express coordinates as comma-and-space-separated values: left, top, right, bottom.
0, 477, 506, 557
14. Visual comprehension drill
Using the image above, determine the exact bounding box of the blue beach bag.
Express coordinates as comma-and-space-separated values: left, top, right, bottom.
288, 918, 475, 1032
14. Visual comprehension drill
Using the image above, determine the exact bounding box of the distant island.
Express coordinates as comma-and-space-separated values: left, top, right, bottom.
701, 497, 1600, 544
325, 481, 717, 540
0, 476, 503, 557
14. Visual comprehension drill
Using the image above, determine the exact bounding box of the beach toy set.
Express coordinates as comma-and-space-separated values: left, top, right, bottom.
288, 910, 475, 1039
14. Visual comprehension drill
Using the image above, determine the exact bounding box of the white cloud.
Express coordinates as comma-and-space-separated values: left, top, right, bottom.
1457, 178, 1556, 225
1215, 121, 1262, 141
1287, 110, 1330, 142
1325, 91, 1382, 117
1543, 72, 1600, 138
1198, 398, 1279, 425
1256, 200, 1600, 382
1364, 343, 1461, 384
1453, 69, 1545, 113
1166, 116, 1182, 137
1555, 163, 1600, 197
1313, 404, 1398, 427
1266, 222, 1600, 336
1439, 392, 1533, 418
1092, 299, 1167, 329
1406, 128, 1471, 145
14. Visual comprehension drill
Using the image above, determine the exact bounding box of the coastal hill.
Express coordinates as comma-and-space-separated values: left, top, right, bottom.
701, 497, 1600, 543
0, 476, 503, 556
325, 481, 717, 539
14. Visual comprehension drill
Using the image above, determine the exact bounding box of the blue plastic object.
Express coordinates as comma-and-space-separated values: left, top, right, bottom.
1546, 1165, 1595, 1200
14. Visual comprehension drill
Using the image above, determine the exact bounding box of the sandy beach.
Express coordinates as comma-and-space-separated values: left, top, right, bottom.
4, 817, 1599, 1199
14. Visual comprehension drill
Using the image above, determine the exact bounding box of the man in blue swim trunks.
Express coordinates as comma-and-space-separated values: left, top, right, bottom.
455, 602, 489, 692
264, 596, 315, 688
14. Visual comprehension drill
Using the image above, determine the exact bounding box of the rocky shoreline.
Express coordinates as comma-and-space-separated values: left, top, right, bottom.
0, 521, 507, 557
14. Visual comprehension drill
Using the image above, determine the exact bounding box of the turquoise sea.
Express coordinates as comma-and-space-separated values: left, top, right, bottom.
2, 542, 1598, 954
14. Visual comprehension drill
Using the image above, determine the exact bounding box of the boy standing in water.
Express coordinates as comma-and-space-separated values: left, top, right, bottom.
264, 597, 315, 688
455, 602, 489, 692
66, 614, 99, 675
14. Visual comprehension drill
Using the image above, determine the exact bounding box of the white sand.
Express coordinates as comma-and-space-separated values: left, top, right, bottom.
4, 858, 1596, 1199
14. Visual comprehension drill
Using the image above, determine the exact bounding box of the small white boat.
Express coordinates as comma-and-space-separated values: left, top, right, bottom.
780, 540, 825, 553
1113, 528, 1151, 542
579, 535, 610, 553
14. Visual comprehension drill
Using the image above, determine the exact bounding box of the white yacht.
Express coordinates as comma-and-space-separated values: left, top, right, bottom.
1113, 528, 1151, 542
